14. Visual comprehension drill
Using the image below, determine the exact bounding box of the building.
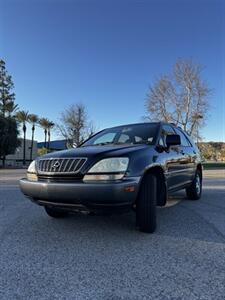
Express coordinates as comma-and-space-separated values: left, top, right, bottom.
37, 139, 68, 152
0, 139, 38, 167
0, 139, 68, 167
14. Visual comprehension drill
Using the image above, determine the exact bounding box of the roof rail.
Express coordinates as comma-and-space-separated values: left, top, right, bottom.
169, 122, 184, 130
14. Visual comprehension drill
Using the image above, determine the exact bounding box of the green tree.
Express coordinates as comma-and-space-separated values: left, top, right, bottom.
16, 110, 30, 165
0, 59, 19, 166
28, 114, 39, 161
3, 101, 18, 117
37, 147, 48, 156
0, 59, 16, 117
0, 116, 20, 166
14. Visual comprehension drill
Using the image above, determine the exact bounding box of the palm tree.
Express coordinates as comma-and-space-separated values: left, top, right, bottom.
47, 121, 55, 151
28, 114, 39, 161
16, 110, 30, 165
39, 118, 50, 148
4, 102, 19, 117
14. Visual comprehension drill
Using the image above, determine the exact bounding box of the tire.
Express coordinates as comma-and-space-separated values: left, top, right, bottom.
136, 173, 157, 233
186, 170, 202, 200
44, 206, 68, 218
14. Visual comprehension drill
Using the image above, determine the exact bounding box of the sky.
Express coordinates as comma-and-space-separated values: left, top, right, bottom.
0, 0, 224, 142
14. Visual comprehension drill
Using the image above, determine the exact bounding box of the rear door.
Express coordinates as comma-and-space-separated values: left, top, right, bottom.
174, 128, 197, 182
171, 127, 194, 185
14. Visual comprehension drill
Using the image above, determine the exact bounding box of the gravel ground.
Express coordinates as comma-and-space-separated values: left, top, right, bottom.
0, 169, 225, 300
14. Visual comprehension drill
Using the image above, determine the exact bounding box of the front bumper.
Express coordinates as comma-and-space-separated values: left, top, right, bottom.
19, 177, 140, 211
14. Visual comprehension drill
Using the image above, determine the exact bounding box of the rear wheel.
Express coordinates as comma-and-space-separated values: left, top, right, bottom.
186, 170, 202, 200
44, 206, 68, 218
136, 173, 157, 233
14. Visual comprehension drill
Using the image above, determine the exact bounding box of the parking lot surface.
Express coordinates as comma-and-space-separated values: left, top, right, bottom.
0, 169, 225, 299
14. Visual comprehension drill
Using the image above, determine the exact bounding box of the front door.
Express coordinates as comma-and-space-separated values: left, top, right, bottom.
158, 125, 187, 190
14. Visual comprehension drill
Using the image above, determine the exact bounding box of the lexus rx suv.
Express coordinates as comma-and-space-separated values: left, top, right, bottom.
20, 122, 202, 233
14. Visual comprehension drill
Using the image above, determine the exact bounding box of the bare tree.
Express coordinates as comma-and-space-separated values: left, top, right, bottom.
57, 104, 96, 147
146, 59, 210, 139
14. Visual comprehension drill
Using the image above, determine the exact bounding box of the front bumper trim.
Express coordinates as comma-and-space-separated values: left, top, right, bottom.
19, 177, 140, 209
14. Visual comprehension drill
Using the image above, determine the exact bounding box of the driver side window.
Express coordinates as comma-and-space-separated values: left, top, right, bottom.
159, 125, 176, 147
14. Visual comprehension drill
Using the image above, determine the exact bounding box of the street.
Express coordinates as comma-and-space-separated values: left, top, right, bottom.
0, 169, 225, 300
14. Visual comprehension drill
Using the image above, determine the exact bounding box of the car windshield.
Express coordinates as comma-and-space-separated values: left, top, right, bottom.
81, 123, 159, 147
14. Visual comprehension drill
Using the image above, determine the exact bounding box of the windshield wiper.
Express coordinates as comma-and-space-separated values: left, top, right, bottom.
82, 142, 114, 147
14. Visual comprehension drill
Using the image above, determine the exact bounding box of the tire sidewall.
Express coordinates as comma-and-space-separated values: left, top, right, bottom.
194, 170, 202, 198
136, 173, 157, 233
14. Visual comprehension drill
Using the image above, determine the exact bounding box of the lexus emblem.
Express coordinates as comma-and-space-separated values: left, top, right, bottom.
52, 161, 61, 170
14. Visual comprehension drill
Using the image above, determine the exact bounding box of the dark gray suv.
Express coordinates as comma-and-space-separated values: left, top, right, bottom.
20, 122, 202, 233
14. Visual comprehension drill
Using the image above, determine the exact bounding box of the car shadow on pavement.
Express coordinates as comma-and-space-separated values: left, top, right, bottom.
20, 186, 225, 248
157, 189, 225, 244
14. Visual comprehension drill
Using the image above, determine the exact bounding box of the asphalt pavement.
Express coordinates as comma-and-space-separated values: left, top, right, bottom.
0, 169, 225, 300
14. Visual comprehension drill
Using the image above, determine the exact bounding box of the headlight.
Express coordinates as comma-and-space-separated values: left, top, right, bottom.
27, 160, 38, 181
83, 157, 129, 181
87, 157, 129, 173
27, 160, 37, 173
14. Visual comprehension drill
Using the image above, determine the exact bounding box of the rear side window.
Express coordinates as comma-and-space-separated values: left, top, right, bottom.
174, 128, 191, 147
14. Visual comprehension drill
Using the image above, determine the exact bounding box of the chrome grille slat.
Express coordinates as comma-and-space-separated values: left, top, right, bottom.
68, 159, 73, 172
46, 160, 51, 171
68, 159, 76, 172
59, 159, 64, 172
72, 159, 80, 172
43, 160, 47, 172
49, 159, 54, 171
37, 158, 87, 174
63, 159, 70, 172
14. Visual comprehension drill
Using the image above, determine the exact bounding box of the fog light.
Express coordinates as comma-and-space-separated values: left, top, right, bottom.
27, 173, 38, 182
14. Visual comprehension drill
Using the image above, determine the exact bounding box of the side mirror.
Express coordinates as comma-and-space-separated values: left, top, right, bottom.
166, 134, 181, 147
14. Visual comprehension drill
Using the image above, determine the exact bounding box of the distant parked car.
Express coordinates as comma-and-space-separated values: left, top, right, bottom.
20, 122, 202, 233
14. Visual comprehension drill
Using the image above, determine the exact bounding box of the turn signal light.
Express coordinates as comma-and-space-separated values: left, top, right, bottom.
124, 186, 135, 192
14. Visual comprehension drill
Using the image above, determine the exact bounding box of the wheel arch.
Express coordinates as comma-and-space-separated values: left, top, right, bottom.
196, 163, 203, 180
136, 165, 167, 206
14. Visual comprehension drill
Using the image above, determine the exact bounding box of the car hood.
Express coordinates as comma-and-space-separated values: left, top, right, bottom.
40, 144, 150, 159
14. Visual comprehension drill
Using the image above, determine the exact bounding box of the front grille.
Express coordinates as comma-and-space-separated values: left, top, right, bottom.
37, 158, 87, 174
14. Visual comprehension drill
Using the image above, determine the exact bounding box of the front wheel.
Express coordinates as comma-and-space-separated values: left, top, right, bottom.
136, 173, 157, 233
186, 170, 202, 200
44, 206, 68, 218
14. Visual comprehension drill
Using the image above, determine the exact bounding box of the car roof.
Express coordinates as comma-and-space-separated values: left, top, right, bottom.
103, 121, 184, 130
103, 122, 160, 130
